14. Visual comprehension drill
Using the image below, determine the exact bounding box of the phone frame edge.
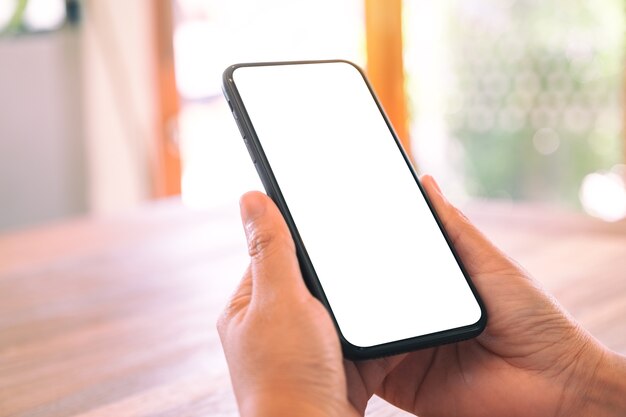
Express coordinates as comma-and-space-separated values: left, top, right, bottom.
222, 59, 487, 360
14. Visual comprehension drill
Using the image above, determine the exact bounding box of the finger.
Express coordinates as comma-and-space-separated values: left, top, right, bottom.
217, 266, 253, 336
344, 354, 407, 413
421, 175, 513, 274
240, 191, 310, 301
376, 347, 439, 412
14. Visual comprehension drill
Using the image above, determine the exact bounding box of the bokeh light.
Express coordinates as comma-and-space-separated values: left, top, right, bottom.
532, 127, 560, 155
579, 170, 626, 221
23, 0, 66, 31
405, 0, 625, 212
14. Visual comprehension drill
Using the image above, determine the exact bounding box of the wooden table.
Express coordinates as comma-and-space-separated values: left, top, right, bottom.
1, 199, 625, 417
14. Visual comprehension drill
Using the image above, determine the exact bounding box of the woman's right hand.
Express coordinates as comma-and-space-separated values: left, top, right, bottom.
344, 175, 626, 417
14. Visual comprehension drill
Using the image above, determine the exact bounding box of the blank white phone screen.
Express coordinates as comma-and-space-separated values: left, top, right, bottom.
233, 62, 482, 348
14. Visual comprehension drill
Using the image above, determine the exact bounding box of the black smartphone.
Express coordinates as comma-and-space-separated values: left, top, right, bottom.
222, 60, 486, 359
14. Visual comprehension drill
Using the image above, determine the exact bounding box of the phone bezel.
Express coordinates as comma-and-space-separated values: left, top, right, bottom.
222, 59, 487, 360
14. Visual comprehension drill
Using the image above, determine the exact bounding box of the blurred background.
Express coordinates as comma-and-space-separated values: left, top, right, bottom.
0, 0, 624, 233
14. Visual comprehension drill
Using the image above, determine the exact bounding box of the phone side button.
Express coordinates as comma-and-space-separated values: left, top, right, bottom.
253, 161, 262, 176
235, 120, 246, 138
243, 138, 257, 163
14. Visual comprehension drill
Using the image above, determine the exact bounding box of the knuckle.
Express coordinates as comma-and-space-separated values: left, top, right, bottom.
218, 273, 252, 331
454, 207, 472, 228
454, 206, 472, 224
246, 226, 292, 259
217, 295, 245, 338
247, 228, 274, 258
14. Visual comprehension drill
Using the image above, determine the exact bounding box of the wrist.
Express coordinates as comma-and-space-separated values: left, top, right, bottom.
575, 349, 626, 417
238, 389, 355, 417
240, 396, 329, 417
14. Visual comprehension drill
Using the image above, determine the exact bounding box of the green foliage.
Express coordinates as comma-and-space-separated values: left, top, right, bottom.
2, 0, 29, 34
446, 0, 624, 208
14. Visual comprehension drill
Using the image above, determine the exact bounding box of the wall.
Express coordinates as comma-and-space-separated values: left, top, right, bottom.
80, 0, 158, 214
0, 1, 160, 232
0, 29, 87, 232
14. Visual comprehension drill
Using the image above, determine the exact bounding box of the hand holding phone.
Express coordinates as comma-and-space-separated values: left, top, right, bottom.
219, 178, 617, 417
222, 60, 485, 359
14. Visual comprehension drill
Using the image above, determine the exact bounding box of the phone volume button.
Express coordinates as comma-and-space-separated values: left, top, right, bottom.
235, 119, 246, 138
243, 137, 257, 163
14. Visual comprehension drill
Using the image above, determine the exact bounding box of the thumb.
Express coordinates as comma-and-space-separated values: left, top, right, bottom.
240, 191, 310, 301
420, 175, 515, 275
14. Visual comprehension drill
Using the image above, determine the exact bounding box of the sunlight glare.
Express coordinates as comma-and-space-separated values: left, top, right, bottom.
579, 171, 626, 222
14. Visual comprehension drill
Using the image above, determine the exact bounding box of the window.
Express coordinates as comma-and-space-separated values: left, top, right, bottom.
405, 0, 625, 220
171, 0, 626, 220
172, 0, 365, 208
0, 0, 71, 34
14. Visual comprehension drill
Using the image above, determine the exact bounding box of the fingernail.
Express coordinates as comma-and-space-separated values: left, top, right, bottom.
423, 174, 442, 194
430, 176, 443, 194
240, 193, 266, 228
